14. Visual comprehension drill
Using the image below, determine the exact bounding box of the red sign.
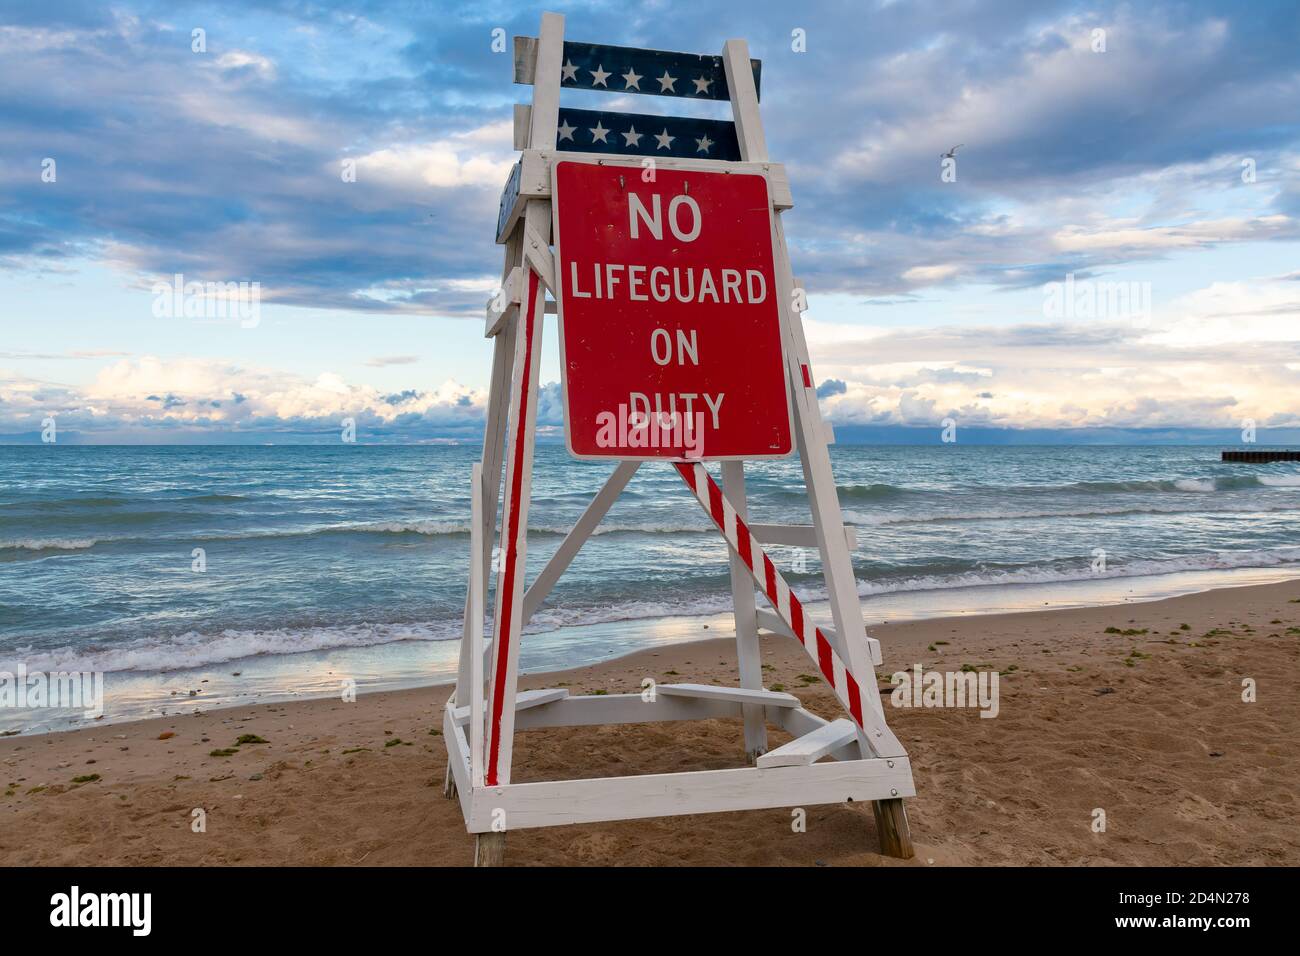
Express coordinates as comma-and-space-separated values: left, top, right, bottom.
552, 161, 792, 460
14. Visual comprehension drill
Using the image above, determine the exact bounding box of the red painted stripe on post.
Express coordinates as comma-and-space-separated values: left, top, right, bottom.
674, 460, 695, 489
801, 364, 812, 388
706, 474, 725, 530
846, 671, 864, 726
485, 269, 540, 788
735, 518, 753, 570
669, 461, 871, 735
815, 630, 834, 684
790, 593, 805, 643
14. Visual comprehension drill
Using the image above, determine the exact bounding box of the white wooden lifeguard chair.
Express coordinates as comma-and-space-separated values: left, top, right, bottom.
443, 11, 916, 866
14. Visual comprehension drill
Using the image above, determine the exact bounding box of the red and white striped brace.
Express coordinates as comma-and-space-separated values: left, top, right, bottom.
673, 461, 868, 731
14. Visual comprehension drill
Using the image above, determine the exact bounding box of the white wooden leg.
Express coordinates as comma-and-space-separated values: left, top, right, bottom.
484, 220, 548, 787
723, 460, 766, 760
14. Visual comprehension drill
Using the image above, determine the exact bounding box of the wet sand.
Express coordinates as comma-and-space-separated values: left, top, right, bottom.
3, 579, 1297, 866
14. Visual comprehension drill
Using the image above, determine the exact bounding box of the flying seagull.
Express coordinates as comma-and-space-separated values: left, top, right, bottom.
941, 144, 964, 159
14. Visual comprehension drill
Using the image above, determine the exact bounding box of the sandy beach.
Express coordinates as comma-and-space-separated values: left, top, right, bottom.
3, 579, 1297, 867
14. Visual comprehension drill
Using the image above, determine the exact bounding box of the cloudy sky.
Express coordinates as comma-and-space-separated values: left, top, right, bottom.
2, 0, 1298, 443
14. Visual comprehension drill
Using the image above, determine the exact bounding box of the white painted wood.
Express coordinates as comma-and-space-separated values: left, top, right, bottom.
657, 683, 799, 708
515, 692, 740, 729
527, 13, 564, 150
522, 220, 556, 293
484, 253, 547, 786
722, 38, 768, 162
453, 463, 482, 708
468, 463, 486, 786
770, 211, 904, 759
484, 266, 523, 337
754, 609, 882, 666
496, 151, 792, 242
513, 104, 532, 150
444, 700, 474, 820
691, 42, 886, 763
455, 686, 568, 724
749, 523, 856, 550
513, 36, 538, 85
774, 707, 866, 762
823, 421, 836, 445
502, 150, 794, 223
523, 197, 552, 248
478, 326, 514, 589
755, 718, 858, 768
723, 460, 766, 758
445, 15, 914, 843
466, 756, 915, 831
522, 461, 639, 623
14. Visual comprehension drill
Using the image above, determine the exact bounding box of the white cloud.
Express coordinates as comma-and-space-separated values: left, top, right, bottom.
802, 272, 1300, 430
1052, 216, 1290, 253
214, 50, 277, 80
353, 124, 513, 191
902, 264, 961, 283
1, 357, 487, 436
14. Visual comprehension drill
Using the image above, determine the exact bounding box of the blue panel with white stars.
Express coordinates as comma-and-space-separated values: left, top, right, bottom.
558, 41, 760, 102
556, 107, 741, 161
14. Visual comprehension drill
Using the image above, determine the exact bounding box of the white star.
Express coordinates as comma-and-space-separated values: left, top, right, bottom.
590, 121, 610, 144
622, 126, 643, 147
560, 58, 579, 83
656, 70, 677, 93
695, 135, 713, 154
557, 119, 577, 142
621, 67, 642, 90
654, 128, 674, 150
589, 63, 610, 87
692, 76, 713, 95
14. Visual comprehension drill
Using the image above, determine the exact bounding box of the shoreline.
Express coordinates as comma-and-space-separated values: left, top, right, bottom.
2, 578, 1298, 865
4, 562, 1300, 736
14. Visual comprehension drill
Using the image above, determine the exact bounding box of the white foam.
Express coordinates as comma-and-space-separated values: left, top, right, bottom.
10, 547, 1298, 675
844, 498, 1300, 527
0, 537, 99, 552
3, 620, 461, 674
855, 546, 1300, 596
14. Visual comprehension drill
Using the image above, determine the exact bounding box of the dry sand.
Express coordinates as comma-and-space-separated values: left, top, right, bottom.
3, 579, 1298, 866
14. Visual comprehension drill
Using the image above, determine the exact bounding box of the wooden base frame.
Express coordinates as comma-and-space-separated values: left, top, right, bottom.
444, 687, 915, 839
444, 11, 916, 866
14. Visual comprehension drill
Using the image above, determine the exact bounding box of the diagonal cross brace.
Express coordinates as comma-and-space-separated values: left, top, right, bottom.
673, 461, 905, 757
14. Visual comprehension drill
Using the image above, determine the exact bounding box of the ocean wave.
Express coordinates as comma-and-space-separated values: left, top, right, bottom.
3, 620, 463, 674
7, 546, 1296, 673
844, 499, 1300, 527
855, 546, 1300, 597
1061, 475, 1293, 494
0, 537, 99, 552
526, 593, 741, 632
0, 594, 743, 673
837, 483, 913, 502
0, 519, 717, 554
207, 520, 711, 541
